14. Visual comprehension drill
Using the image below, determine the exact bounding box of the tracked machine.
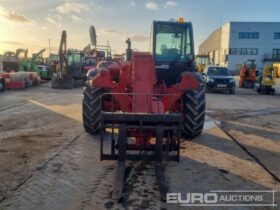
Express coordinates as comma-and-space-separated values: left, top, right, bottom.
83, 19, 205, 200
51, 31, 88, 89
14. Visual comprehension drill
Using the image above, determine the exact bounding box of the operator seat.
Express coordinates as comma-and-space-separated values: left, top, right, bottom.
167, 48, 179, 56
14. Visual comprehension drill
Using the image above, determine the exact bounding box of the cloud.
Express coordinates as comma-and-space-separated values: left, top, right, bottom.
0, 40, 24, 46
100, 29, 128, 36
0, 5, 32, 24
145, 1, 159, 10
46, 14, 62, 25
56, 2, 89, 14
41, 26, 48, 30
164, 1, 177, 8
71, 14, 82, 23
100, 29, 148, 42
1, 0, 23, 2
131, 35, 148, 42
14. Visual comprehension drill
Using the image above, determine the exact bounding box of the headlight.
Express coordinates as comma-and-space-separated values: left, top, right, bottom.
208, 78, 215, 83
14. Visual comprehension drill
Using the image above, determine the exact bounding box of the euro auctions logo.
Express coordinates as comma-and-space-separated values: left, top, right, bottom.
166, 190, 278, 207
167, 192, 218, 204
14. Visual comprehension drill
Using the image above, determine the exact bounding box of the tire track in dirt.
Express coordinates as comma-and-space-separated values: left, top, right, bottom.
207, 108, 280, 121
0, 125, 61, 140
0, 132, 83, 208
220, 124, 280, 183
0, 102, 28, 113
82, 161, 163, 210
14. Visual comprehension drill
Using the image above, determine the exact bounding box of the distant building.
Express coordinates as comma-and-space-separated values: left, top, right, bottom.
198, 22, 280, 71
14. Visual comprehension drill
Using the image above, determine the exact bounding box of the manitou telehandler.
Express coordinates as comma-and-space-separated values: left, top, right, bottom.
83, 19, 205, 200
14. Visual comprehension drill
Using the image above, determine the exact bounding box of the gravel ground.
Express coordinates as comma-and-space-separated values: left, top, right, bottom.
0, 80, 279, 210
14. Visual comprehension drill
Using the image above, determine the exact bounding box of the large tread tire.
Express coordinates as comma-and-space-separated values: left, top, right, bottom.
182, 84, 206, 140
83, 84, 106, 134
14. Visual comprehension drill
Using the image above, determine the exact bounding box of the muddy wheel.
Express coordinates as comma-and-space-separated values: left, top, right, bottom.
0, 78, 5, 91
182, 84, 206, 139
83, 84, 106, 134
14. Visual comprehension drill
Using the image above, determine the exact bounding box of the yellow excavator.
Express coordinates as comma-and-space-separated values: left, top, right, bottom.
196, 54, 210, 73
273, 63, 280, 78
254, 65, 276, 94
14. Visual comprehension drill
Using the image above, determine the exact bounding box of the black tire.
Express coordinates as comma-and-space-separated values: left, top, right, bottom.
0, 78, 5, 92
83, 84, 106, 134
229, 88, 235, 94
182, 84, 206, 139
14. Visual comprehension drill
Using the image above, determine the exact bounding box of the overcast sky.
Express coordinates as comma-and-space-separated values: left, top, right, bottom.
1, 0, 280, 56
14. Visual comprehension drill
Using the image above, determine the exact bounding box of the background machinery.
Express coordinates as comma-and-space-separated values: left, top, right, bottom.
19, 49, 52, 80
3, 51, 19, 72
83, 19, 205, 200
51, 30, 88, 89
84, 25, 113, 72
196, 54, 210, 73
254, 65, 276, 94
1, 49, 40, 90
273, 63, 280, 78
239, 60, 256, 88
16, 48, 28, 60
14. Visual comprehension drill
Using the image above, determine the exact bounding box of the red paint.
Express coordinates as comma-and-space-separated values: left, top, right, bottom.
88, 52, 201, 146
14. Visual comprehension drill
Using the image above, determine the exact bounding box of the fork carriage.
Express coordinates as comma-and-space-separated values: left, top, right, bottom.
100, 102, 182, 200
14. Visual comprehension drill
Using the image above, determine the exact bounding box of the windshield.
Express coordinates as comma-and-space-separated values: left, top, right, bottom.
207, 67, 230, 76
67, 52, 83, 65
196, 56, 210, 65
155, 23, 192, 62
85, 57, 96, 66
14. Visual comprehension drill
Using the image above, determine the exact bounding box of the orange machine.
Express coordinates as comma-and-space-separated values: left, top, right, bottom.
239, 60, 256, 88
83, 20, 205, 200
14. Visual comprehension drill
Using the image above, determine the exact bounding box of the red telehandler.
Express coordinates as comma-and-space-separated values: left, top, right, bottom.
83, 19, 205, 200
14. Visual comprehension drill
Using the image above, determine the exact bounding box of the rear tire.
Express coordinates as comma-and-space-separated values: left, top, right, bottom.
83, 84, 106, 134
182, 84, 206, 139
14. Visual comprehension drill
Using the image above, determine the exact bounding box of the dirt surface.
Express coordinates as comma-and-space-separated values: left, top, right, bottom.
0, 80, 279, 210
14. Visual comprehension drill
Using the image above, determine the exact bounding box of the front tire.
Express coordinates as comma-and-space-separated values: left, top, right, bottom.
83, 84, 106, 134
182, 84, 206, 139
